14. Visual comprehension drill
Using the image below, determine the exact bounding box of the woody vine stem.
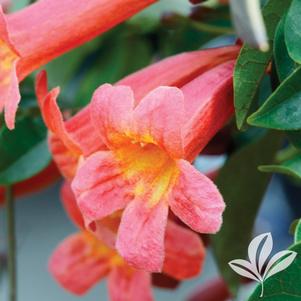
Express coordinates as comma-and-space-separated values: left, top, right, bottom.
6, 186, 16, 301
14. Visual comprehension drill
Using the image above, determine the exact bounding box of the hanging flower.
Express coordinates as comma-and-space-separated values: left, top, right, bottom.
35, 46, 238, 180
71, 67, 233, 271
37, 47, 237, 272
0, 0, 157, 129
49, 182, 205, 300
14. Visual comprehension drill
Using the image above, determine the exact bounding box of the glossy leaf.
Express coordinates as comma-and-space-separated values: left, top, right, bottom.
248, 67, 301, 130
234, 0, 292, 129
0, 117, 51, 185
285, 0, 301, 64
212, 131, 281, 294
259, 154, 301, 180
230, 0, 268, 50
248, 243, 301, 301
274, 15, 298, 82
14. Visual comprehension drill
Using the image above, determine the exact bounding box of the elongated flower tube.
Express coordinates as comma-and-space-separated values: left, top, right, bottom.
36, 46, 239, 180
36, 52, 235, 272
36, 48, 237, 272
49, 183, 205, 300
72, 60, 235, 272
0, 0, 157, 129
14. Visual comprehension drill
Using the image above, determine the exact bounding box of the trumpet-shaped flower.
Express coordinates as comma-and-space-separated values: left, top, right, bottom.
50, 230, 154, 300
0, 0, 157, 129
37, 49, 236, 272
36, 46, 238, 180
72, 59, 234, 272
49, 182, 205, 300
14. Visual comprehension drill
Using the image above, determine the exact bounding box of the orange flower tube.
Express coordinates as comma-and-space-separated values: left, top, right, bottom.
0, 0, 157, 129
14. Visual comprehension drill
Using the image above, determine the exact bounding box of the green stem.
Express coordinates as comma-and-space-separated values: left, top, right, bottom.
5, 186, 16, 301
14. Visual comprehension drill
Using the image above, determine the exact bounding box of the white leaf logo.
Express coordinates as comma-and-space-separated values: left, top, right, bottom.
228, 233, 297, 297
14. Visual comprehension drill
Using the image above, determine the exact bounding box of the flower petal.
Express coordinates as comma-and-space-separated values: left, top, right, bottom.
116, 199, 168, 272
88, 212, 121, 249
36, 71, 106, 157
49, 232, 110, 295
90, 84, 134, 148
108, 266, 153, 301
133, 86, 184, 158
72, 151, 133, 222
65, 106, 107, 157
61, 181, 85, 229
48, 134, 79, 180
0, 6, 20, 130
170, 160, 225, 233
118, 45, 239, 101
163, 221, 205, 279
35, 71, 81, 154
9, 0, 157, 78
182, 61, 235, 161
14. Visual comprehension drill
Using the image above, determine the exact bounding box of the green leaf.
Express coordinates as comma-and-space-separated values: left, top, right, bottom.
295, 219, 301, 243
248, 242, 301, 301
230, 0, 268, 50
259, 154, 301, 180
285, 0, 301, 64
248, 67, 301, 130
234, 0, 292, 129
274, 15, 298, 82
0, 117, 51, 185
212, 131, 281, 294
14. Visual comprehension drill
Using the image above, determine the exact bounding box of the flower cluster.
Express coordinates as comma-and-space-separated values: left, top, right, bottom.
36, 45, 238, 299
1, 1, 240, 300
49, 182, 205, 300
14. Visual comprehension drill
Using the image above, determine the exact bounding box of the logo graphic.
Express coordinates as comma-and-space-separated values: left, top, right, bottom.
228, 233, 297, 297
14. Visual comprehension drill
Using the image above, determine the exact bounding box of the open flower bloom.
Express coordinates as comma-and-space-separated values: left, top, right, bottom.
37, 47, 237, 272
36, 46, 238, 181
0, 0, 157, 129
72, 60, 235, 272
49, 183, 205, 300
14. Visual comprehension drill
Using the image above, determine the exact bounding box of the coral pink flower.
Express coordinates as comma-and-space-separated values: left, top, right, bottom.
36, 46, 238, 180
37, 48, 237, 272
49, 182, 205, 300
50, 230, 154, 300
71, 60, 235, 272
0, 0, 157, 129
